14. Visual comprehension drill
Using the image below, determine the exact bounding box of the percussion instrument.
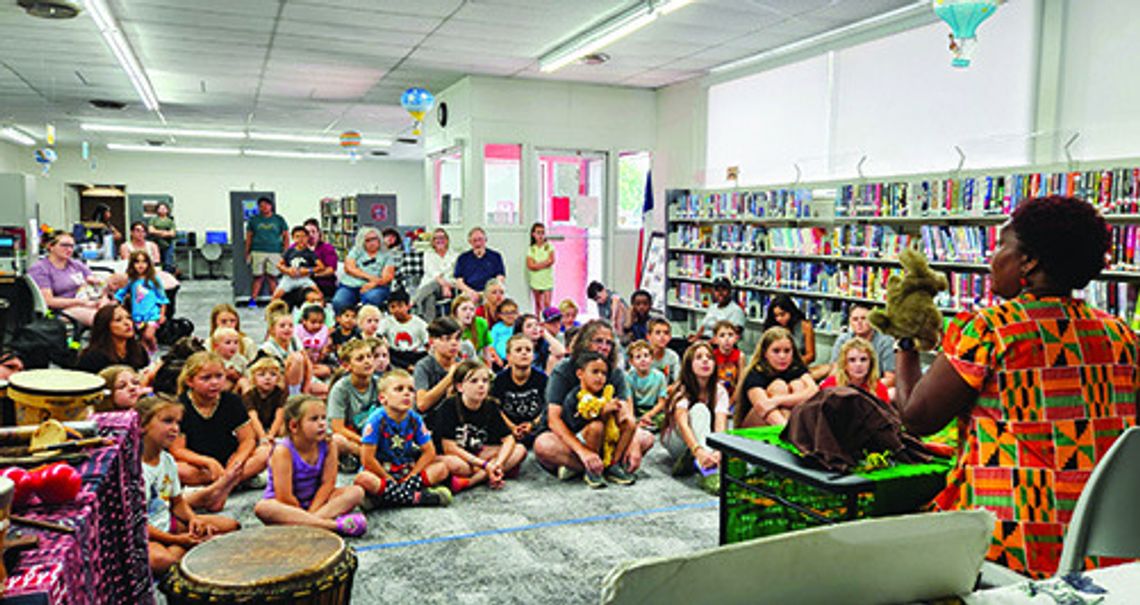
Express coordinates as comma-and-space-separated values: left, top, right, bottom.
161, 526, 357, 604
7, 370, 102, 425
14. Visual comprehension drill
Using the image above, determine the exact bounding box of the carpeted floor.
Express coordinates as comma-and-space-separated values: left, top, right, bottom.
154, 280, 719, 604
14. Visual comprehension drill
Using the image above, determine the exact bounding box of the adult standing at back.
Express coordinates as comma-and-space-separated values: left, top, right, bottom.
245, 197, 289, 305
304, 218, 338, 301
412, 228, 458, 320
454, 227, 505, 301
147, 202, 177, 273
333, 227, 396, 314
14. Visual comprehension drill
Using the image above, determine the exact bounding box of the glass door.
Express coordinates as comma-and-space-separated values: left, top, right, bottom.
536, 149, 607, 318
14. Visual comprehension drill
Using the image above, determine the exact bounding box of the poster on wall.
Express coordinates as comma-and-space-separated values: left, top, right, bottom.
573, 196, 599, 229
641, 232, 667, 314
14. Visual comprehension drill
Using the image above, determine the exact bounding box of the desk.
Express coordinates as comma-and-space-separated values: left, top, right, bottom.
1, 411, 153, 605
708, 428, 951, 545
963, 562, 1140, 604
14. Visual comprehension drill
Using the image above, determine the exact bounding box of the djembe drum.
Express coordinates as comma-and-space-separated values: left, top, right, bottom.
161, 526, 357, 604
7, 369, 103, 425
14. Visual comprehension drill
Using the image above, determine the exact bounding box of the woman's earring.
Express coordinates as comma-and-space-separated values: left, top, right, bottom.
1019, 276, 1028, 289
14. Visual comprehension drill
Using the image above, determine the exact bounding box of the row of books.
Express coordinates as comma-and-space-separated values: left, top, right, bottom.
668, 285, 847, 329
1079, 281, 1140, 325
671, 165, 1140, 220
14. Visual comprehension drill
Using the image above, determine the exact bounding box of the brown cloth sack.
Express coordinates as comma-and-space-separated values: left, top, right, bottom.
779, 386, 932, 473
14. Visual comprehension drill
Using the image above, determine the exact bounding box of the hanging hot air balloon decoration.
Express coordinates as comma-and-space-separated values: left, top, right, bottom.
340, 130, 362, 162
400, 87, 435, 136
933, 0, 1002, 68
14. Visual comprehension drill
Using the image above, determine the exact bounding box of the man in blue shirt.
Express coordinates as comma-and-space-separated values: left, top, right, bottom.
453, 227, 505, 300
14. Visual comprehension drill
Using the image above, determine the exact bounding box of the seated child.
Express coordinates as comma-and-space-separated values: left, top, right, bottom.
626, 340, 668, 430
295, 304, 333, 380
171, 352, 271, 508
660, 342, 729, 490
515, 312, 565, 375
437, 360, 527, 492
489, 298, 520, 365
818, 337, 890, 403
329, 305, 361, 355
207, 304, 257, 359
243, 356, 287, 444
380, 289, 429, 371
711, 320, 744, 393
734, 327, 818, 427
97, 365, 145, 412
353, 369, 453, 507
558, 298, 580, 337
550, 352, 639, 489
647, 318, 681, 382
491, 335, 548, 447
367, 336, 391, 378
210, 327, 249, 392
260, 301, 323, 397
139, 394, 239, 575
253, 396, 366, 537
413, 318, 462, 436
327, 340, 379, 470
117, 250, 169, 354
291, 287, 335, 328
357, 304, 382, 340
273, 226, 326, 300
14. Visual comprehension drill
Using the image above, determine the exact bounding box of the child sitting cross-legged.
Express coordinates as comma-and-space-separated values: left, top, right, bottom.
139, 394, 239, 575
327, 339, 379, 473
380, 289, 429, 371
253, 396, 367, 537
647, 318, 680, 383
261, 300, 320, 397
626, 340, 668, 431
551, 351, 639, 489
329, 305, 360, 357
354, 369, 454, 507
294, 304, 333, 381
210, 327, 249, 393
490, 334, 547, 448
242, 356, 287, 445
437, 360, 527, 492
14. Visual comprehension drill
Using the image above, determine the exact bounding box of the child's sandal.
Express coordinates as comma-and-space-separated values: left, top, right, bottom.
335, 513, 367, 538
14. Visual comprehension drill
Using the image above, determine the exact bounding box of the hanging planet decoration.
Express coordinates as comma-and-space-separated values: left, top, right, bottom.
400, 87, 435, 136
932, 0, 1001, 68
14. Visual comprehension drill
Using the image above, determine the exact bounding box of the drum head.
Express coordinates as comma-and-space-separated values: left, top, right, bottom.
180, 526, 345, 587
9, 369, 105, 396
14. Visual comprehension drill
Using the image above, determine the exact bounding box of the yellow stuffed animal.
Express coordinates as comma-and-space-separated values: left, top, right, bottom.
575, 384, 620, 465
868, 244, 949, 351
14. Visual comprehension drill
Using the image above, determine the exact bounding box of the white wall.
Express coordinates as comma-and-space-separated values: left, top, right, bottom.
0, 140, 25, 174
8, 149, 425, 238
424, 76, 657, 306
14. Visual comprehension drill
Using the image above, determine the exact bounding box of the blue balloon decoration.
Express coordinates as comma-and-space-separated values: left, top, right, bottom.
400, 87, 435, 114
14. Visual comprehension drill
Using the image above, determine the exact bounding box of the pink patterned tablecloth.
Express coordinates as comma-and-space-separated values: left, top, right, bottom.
2, 411, 153, 605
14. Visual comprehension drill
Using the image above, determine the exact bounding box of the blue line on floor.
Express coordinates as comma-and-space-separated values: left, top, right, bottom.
356, 499, 717, 553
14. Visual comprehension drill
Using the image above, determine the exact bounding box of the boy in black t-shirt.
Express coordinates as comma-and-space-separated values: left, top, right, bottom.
437, 360, 527, 492
330, 305, 360, 350
273, 226, 325, 300
491, 334, 547, 447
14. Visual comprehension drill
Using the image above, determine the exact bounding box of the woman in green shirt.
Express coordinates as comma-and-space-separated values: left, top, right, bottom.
148, 202, 177, 272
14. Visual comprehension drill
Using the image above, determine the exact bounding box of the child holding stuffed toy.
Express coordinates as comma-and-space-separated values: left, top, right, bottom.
437, 360, 526, 492
138, 394, 239, 574
557, 352, 638, 488
253, 396, 366, 537
733, 326, 817, 427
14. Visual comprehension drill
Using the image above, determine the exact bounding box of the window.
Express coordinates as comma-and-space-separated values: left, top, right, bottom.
483, 143, 521, 225
431, 146, 463, 225
617, 151, 651, 230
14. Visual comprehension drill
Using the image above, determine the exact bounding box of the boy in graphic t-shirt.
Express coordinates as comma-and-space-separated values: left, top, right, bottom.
491, 334, 548, 447
273, 227, 325, 300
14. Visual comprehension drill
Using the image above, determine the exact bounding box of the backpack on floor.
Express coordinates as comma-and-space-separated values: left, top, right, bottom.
157, 317, 194, 346
9, 316, 75, 369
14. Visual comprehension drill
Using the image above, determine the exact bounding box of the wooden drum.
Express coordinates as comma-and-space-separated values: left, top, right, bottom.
161, 526, 357, 604
7, 369, 103, 425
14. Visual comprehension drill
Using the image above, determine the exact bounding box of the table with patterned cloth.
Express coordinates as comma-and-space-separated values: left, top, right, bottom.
1, 411, 153, 605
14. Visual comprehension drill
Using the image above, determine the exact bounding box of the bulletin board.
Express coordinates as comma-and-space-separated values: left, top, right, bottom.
641, 231, 667, 314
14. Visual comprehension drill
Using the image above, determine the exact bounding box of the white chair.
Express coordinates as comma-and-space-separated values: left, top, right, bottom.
600, 510, 994, 605
1057, 426, 1140, 574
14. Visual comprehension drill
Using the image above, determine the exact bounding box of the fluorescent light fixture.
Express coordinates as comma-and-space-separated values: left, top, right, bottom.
248, 132, 393, 147
83, 0, 160, 112
710, 1, 931, 74
107, 143, 240, 156
244, 150, 353, 160
83, 123, 245, 139
0, 127, 35, 146
539, 0, 698, 73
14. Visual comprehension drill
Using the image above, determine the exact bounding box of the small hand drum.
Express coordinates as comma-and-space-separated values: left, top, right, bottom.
161, 526, 357, 604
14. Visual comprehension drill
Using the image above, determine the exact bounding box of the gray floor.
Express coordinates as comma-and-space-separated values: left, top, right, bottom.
162, 279, 719, 604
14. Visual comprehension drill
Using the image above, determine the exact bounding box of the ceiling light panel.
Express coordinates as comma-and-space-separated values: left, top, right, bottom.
83, 0, 160, 112
107, 143, 240, 156
0, 127, 36, 146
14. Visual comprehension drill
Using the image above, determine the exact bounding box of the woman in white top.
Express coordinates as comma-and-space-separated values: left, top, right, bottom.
412, 228, 458, 320
120, 221, 180, 293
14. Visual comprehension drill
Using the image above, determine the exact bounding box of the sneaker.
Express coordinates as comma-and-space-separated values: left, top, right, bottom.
604, 464, 637, 486
671, 451, 696, 477
338, 453, 360, 474
335, 513, 367, 538
240, 473, 267, 491
557, 466, 583, 482
418, 486, 453, 507
583, 470, 607, 489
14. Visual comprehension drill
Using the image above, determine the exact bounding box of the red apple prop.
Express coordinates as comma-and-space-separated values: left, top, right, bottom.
33, 463, 82, 504
0, 467, 33, 506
